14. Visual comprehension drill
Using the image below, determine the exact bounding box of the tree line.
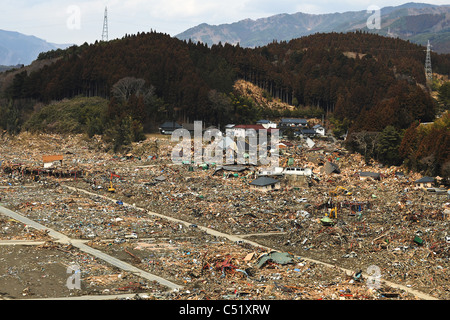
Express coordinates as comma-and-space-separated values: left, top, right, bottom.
0, 31, 449, 176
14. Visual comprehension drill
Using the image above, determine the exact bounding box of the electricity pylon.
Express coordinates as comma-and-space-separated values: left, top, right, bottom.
425, 40, 432, 83
102, 7, 108, 42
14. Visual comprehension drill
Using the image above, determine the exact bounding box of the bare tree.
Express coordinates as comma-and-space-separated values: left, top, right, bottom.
111, 77, 155, 105
350, 131, 380, 162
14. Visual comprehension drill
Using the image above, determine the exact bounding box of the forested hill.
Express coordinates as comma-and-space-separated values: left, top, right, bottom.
1, 31, 450, 134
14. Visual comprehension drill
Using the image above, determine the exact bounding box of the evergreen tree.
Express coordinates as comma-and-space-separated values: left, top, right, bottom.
104, 116, 143, 153
377, 126, 403, 166
438, 82, 450, 111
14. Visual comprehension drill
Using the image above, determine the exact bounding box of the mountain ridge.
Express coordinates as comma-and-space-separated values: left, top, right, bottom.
176, 2, 450, 53
0, 29, 71, 66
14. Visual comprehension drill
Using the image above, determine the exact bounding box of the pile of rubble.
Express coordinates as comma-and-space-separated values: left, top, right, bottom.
0, 132, 448, 300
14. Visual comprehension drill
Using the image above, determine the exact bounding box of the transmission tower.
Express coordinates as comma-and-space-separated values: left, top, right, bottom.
425, 40, 432, 82
102, 7, 108, 42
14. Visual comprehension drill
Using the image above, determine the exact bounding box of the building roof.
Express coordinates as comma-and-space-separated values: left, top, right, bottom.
300, 129, 317, 135
280, 118, 307, 124
234, 124, 266, 130
159, 122, 182, 129
182, 123, 196, 131
213, 165, 248, 176
220, 165, 248, 172
250, 177, 280, 187
359, 172, 381, 179
43, 155, 63, 163
324, 161, 340, 174
415, 176, 435, 183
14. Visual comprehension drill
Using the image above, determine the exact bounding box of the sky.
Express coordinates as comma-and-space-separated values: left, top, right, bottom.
1, 0, 449, 45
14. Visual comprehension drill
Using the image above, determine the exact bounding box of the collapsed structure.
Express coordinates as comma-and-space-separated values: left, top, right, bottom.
0, 128, 448, 300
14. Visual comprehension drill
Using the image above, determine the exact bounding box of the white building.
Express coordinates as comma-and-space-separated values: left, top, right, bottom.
257, 120, 277, 129
283, 167, 312, 177
313, 125, 326, 136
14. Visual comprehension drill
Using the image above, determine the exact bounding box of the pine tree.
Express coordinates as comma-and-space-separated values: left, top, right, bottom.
377, 126, 403, 166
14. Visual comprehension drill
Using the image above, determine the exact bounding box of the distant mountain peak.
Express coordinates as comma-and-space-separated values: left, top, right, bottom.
0, 29, 71, 66
176, 2, 450, 54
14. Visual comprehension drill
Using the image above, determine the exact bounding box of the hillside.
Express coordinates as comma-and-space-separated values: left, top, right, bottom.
176, 3, 450, 53
1, 31, 449, 136
233, 80, 294, 112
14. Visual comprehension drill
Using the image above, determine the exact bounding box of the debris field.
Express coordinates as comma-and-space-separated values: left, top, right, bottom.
0, 132, 448, 300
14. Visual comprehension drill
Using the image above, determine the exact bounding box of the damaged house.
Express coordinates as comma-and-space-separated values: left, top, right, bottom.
358, 171, 381, 181
415, 176, 435, 189
43, 155, 63, 169
249, 177, 281, 192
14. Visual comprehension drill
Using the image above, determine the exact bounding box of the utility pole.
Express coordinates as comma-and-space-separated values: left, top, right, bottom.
425, 40, 432, 83
102, 7, 108, 42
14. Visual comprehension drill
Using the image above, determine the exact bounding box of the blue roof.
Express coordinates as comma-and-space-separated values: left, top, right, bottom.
281, 118, 307, 124
415, 176, 435, 183
301, 129, 317, 134
160, 122, 182, 129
